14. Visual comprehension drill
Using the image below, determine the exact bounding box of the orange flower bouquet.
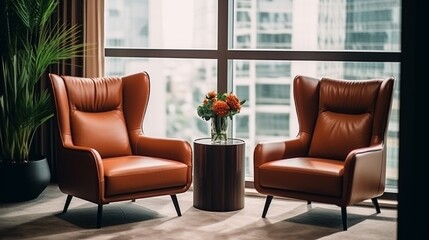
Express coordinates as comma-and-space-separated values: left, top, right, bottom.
197, 91, 246, 143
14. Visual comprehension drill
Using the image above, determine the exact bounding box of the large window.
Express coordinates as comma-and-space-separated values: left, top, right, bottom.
104, 0, 401, 193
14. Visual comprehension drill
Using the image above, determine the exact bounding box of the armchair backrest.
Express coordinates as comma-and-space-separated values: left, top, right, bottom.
49, 72, 151, 158
294, 75, 395, 161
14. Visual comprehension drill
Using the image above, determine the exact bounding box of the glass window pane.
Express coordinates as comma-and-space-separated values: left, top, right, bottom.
105, 57, 217, 144
255, 112, 289, 136
256, 84, 290, 105
236, 115, 249, 139
105, 0, 217, 49
233, 0, 401, 51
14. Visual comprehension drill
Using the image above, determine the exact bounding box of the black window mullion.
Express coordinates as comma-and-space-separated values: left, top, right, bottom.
217, 0, 229, 93
104, 48, 400, 63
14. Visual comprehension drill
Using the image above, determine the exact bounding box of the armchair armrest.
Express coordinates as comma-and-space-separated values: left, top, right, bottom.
134, 135, 192, 167
254, 137, 308, 167
343, 144, 385, 204
57, 145, 105, 203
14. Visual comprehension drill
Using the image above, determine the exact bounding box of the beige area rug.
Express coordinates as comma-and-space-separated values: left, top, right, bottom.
0, 184, 397, 240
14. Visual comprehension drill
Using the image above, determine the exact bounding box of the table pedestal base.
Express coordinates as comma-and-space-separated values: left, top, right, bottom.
193, 138, 245, 212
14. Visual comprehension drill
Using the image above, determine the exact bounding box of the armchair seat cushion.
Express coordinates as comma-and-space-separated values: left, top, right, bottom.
104, 156, 189, 196
259, 157, 344, 197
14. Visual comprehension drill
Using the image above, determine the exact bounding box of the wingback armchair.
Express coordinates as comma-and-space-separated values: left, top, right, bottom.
49, 71, 192, 228
253, 75, 394, 230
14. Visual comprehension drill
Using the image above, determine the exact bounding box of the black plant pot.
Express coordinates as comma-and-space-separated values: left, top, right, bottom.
0, 157, 51, 203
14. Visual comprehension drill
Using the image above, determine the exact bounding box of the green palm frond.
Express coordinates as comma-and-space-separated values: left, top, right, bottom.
12, 0, 57, 31
0, 0, 83, 163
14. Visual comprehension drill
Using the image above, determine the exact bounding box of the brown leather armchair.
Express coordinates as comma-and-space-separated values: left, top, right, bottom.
49, 72, 192, 228
253, 75, 394, 230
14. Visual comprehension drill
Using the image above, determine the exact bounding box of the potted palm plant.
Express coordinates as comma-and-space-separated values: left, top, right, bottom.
0, 0, 83, 202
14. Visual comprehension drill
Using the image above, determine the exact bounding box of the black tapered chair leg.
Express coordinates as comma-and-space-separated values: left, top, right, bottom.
62, 195, 73, 213
262, 195, 273, 218
97, 204, 103, 229
171, 195, 182, 216
341, 207, 348, 231
371, 198, 381, 213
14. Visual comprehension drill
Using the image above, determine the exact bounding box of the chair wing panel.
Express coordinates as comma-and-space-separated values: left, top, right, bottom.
49, 73, 73, 145
293, 75, 320, 138
122, 72, 150, 147
372, 78, 395, 144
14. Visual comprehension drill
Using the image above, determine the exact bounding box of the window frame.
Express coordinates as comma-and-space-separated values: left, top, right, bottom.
104, 0, 400, 200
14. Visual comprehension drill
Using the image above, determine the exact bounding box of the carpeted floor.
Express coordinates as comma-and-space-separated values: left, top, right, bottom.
0, 184, 397, 240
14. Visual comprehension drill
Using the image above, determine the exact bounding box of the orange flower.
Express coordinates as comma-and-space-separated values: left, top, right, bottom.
212, 100, 230, 117
197, 90, 245, 121
226, 93, 241, 111
206, 90, 217, 99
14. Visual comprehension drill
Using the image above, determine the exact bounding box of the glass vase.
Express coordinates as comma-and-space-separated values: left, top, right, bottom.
211, 116, 228, 144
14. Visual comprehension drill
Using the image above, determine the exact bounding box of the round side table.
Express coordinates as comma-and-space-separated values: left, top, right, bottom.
193, 137, 245, 212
